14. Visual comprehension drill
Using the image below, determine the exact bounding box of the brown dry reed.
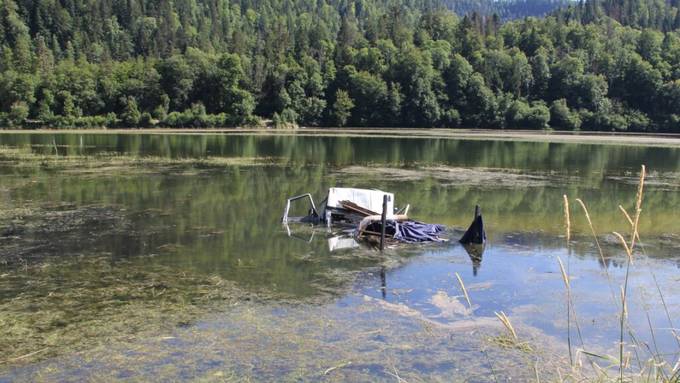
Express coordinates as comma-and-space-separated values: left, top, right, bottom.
454, 272, 472, 309
563, 165, 680, 382
563, 195, 570, 243
494, 311, 518, 340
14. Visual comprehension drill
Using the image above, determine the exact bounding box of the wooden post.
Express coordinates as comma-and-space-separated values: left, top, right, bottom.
380, 194, 388, 251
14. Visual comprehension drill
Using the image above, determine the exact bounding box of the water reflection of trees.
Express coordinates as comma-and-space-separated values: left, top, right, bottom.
2, 133, 680, 173
2, 133, 680, 290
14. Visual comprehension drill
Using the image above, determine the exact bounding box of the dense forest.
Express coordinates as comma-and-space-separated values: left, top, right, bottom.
559, 0, 680, 30
0, 0, 679, 131
446, 0, 573, 20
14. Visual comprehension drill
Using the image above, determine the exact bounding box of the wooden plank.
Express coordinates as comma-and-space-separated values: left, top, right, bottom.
339, 200, 379, 216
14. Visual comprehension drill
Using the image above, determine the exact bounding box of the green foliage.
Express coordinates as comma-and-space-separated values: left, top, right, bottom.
8, 101, 29, 126
332, 90, 354, 126
445, 0, 573, 20
121, 97, 141, 126
558, 0, 680, 31
549, 99, 582, 130
0, 0, 679, 131
140, 112, 154, 127
506, 99, 550, 129
42, 114, 118, 129
160, 102, 233, 128
441, 108, 462, 127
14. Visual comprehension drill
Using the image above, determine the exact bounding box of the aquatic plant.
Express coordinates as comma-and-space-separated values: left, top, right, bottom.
0, 256, 255, 365
562, 165, 680, 382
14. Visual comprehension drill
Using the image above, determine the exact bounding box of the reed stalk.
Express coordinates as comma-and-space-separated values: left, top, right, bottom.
619, 205, 634, 227
568, 166, 658, 379
454, 273, 499, 382
494, 311, 518, 340
576, 198, 619, 305
632, 165, 646, 249
558, 256, 574, 367
613, 231, 633, 381
455, 272, 472, 309
635, 166, 645, 208
562, 195, 573, 368
633, 237, 680, 358
534, 361, 540, 383
563, 195, 570, 244
574, 200, 642, 370
575, 199, 606, 268
613, 232, 633, 264
618, 205, 641, 244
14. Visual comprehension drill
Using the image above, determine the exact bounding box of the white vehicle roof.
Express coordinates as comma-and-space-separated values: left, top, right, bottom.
326, 187, 394, 214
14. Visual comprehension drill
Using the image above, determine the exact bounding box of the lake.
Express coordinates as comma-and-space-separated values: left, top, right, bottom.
1, 131, 679, 381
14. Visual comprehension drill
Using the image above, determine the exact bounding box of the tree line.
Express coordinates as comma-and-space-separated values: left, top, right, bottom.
0, 0, 679, 131
444, 0, 572, 21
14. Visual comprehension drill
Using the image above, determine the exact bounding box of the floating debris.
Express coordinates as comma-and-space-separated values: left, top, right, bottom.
282, 187, 486, 252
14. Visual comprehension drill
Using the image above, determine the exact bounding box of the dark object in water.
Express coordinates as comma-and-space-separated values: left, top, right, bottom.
459, 205, 486, 245
1, 223, 23, 237
282, 188, 484, 248
364, 220, 446, 243
282, 188, 389, 227
395, 220, 446, 243
460, 205, 486, 275
463, 243, 484, 276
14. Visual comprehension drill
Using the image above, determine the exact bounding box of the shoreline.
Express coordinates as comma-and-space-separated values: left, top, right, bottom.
2, 128, 680, 147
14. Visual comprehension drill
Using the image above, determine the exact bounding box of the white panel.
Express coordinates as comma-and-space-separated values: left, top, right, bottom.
326, 188, 394, 214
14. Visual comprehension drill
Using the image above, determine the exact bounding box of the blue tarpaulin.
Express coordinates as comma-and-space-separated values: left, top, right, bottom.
393, 220, 446, 242
363, 219, 446, 243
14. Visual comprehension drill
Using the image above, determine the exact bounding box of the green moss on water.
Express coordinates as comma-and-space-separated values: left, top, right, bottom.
1, 138, 678, 380
4, 292, 577, 382
0, 145, 286, 172
0, 197, 406, 368
0, 255, 256, 365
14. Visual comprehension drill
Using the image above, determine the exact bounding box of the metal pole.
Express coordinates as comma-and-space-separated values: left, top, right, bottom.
380, 194, 387, 251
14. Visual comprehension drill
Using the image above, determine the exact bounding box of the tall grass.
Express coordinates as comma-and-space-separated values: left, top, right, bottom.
457, 165, 674, 381
613, 231, 633, 381
563, 165, 679, 382
494, 311, 518, 340
562, 195, 575, 367
454, 273, 500, 382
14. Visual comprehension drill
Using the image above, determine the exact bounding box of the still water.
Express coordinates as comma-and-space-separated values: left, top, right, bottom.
0, 132, 679, 381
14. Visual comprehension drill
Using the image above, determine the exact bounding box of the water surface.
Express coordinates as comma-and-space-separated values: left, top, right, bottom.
1, 132, 679, 381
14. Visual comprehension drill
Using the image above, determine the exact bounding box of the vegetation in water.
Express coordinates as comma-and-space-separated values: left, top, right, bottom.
0, 255, 255, 365
0, 136, 679, 380
555, 167, 680, 381
0, 0, 679, 130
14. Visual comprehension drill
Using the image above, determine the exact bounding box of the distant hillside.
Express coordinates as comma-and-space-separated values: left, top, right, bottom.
445, 0, 573, 19
1, 0, 679, 131
557, 0, 680, 30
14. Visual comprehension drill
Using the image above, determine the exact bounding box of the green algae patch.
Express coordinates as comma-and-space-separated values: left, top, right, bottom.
0, 145, 286, 174
0, 203, 132, 266
0, 255, 257, 366
4, 292, 572, 382
1, 134, 679, 381
333, 165, 566, 188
